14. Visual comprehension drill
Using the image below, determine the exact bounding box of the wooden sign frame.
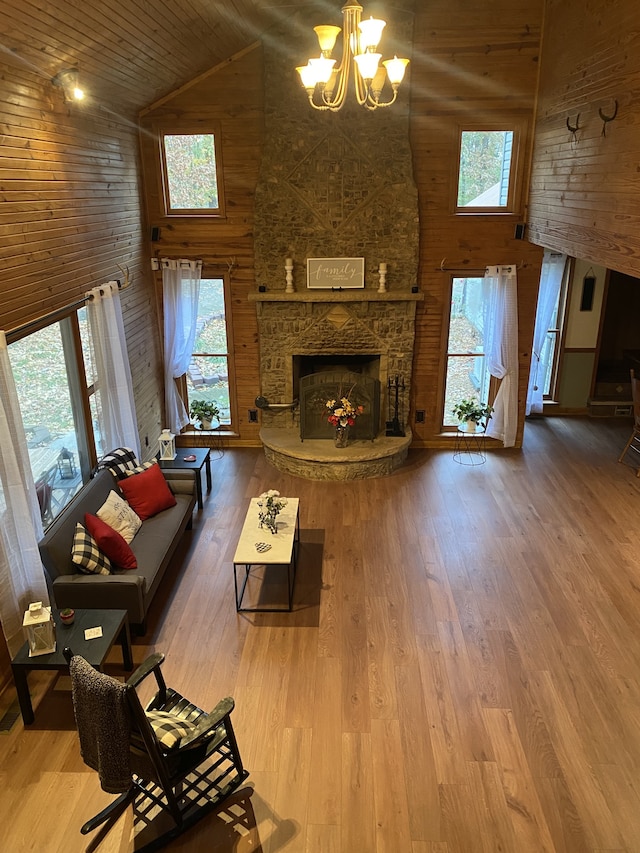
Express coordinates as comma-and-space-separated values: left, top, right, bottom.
306, 258, 365, 289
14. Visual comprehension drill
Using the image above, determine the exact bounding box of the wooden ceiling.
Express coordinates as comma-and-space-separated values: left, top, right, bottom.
0, 0, 304, 114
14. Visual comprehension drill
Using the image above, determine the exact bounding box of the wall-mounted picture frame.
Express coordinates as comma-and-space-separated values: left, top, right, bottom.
307, 257, 365, 289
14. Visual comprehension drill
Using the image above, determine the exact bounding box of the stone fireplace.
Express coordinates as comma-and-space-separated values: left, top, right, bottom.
250, 3, 420, 479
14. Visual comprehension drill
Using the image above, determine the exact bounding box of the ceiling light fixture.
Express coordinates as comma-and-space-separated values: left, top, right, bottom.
52, 68, 85, 102
296, 1, 409, 112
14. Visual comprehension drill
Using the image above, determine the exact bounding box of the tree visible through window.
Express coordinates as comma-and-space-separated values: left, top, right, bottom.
457, 130, 514, 208
162, 133, 220, 212
444, 278, 491, 427
186, 278, 232, 426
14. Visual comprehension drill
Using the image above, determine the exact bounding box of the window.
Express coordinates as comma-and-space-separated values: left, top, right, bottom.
185, 277, 234, 427
443, 277, 492, 427
456, 128, 518, 212
8, 312, 97, 524
160, 130, 224, 215
540, 266, 569, 400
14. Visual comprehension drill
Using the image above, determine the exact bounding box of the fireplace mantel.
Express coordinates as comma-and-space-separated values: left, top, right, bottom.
248, 290, 423, 304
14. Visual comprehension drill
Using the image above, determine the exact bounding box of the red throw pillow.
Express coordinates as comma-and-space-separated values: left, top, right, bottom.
84, 513, 137, 570
118, 462, 176, 521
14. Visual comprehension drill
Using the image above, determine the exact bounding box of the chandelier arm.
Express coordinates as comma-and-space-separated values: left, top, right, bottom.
365, 87, 399, 109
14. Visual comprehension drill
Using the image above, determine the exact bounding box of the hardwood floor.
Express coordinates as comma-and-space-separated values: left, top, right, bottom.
2, 416, 640, 852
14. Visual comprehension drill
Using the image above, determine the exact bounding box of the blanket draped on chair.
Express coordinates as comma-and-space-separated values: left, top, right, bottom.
69, 655, 131, 794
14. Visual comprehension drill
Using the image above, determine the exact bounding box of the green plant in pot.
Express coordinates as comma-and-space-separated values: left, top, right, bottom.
451, 398, 494, 432
189, 399, 220, 430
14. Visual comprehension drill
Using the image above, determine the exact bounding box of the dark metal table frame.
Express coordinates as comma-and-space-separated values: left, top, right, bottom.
158, 446, 212, 509
453, 423, 487, 465
233, 499, 300, 612
11, 608, 133, 725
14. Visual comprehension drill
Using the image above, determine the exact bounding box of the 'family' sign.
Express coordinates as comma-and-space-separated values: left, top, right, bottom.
306, 258, 365, 289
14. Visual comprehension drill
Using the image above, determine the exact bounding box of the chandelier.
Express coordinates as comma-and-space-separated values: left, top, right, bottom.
296, 2, 409, 112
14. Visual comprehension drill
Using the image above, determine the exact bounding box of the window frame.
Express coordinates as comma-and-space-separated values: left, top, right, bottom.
453, 120, 526, 215
179, 268, 237, 432
441, 275, 498, 432
157, 122, 226, 218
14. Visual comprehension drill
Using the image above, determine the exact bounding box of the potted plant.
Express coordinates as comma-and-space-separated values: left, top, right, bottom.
59, 607, 75, 626
189, 400, 220, 430
451, 398, 494, 432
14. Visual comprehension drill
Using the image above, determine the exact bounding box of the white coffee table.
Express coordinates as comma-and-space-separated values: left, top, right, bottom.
233, 497, 300, 611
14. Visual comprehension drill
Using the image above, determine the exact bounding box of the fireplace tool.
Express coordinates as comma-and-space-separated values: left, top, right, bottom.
386, 376, 405, 437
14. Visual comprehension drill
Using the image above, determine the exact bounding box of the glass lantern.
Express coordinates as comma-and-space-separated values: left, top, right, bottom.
23, 602, 56, 657
158, 429, 176, 460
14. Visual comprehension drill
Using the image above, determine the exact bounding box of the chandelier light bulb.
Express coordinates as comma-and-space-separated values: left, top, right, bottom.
358, 16, 386, 50
383, 55, 409, 86
297, 2, 409, 111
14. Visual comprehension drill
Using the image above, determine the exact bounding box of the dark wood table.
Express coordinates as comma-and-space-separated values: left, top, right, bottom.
158, 446, 212, 509
11, 608, 132, 725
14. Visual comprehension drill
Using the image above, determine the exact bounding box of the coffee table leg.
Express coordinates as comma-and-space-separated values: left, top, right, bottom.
11, 665, 34, 725
195, 471, 203, 510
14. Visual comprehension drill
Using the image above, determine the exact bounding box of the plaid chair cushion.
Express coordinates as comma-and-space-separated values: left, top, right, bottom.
145, 710, 198, 750
71, 523, 112, 575
95, 447, 140, 480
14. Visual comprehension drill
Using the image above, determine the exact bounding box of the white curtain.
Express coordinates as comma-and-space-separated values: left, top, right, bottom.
0, 332, 50, 657
526, 251, 567, 416
483, 265, 519, 447
161, 259, 202, 433
87, 283, 141, 457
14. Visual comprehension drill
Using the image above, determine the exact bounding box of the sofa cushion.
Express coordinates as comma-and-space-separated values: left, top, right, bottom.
84, 513, 137, 570
119, 463, 176, 521
71, 523, 112, 575
97, 490, 142, 543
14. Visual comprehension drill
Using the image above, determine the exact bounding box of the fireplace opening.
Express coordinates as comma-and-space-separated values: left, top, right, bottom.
296, 356, 381, 440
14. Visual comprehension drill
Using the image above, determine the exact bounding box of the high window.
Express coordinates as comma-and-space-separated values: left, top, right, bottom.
443, 277, 492, 427
456, 128, 519, 212
185, 276, 234, 427
8, 311, 97, 524
160, 130, 224, 216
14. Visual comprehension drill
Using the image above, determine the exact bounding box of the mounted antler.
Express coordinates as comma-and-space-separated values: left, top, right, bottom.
116, 264, 132, 289
566, 114, 580, 135
598, 100, 618, 136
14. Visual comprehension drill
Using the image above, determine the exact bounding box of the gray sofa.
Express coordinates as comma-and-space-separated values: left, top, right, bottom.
38, 467, 197, 634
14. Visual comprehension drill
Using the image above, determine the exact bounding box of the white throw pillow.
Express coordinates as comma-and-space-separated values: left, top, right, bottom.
96, 490, 142, 544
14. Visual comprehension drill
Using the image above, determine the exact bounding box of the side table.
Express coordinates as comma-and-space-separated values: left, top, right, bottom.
453, 423, 486, 465
158, 446, 211, 510
11, 608, 133, 725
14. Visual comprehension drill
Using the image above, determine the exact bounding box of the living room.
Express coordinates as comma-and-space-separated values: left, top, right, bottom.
1, 1, 640, 850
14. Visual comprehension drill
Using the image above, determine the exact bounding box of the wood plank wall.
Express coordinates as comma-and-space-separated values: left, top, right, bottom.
409, 0, 546, 446
0, 57, 163, 691
528, 0, 640, 276
138, 46, 264, 447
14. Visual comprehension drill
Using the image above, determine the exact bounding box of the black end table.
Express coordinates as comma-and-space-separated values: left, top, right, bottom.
158, 446, 211, 509
11, 608, 132, 725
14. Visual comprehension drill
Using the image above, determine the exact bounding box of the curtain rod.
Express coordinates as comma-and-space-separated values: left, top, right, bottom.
5, 280, 126, 345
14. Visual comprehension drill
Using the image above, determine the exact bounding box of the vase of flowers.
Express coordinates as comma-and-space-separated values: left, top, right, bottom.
326, 396, 364, 447
451, 398, 494, 433
257, 490, 287, 534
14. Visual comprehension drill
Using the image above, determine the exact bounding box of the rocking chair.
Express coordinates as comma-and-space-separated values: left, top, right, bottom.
65, 648, 249, 851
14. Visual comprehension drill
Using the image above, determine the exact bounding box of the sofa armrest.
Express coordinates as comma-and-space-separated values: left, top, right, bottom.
52, 573, 146, 625
164, 469, 197, 496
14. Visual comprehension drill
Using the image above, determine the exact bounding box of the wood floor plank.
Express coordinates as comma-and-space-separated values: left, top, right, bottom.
2, 418, 640, 851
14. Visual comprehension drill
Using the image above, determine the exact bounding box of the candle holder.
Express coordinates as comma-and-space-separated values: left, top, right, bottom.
285, 258, 295, 293
378, 262, 387, 293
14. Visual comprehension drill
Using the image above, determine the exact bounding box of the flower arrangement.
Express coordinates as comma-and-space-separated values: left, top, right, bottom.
325, 397, 364, 428
257, 489, 287, 534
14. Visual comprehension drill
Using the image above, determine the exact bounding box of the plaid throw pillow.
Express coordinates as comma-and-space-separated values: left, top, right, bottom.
124, 461, 156, 476
146, 710, 198, 750
95, 447, 139, 480
71, 523, 111, 575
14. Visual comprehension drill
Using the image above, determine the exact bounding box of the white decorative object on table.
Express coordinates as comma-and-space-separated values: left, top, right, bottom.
158, 428, 176, 460
378, 262, 387, 293
23, 602, 56, 657
285, 257, 295, 293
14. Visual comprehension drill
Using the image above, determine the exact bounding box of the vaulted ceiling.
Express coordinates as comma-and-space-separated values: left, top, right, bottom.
1, 0, 303, 114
